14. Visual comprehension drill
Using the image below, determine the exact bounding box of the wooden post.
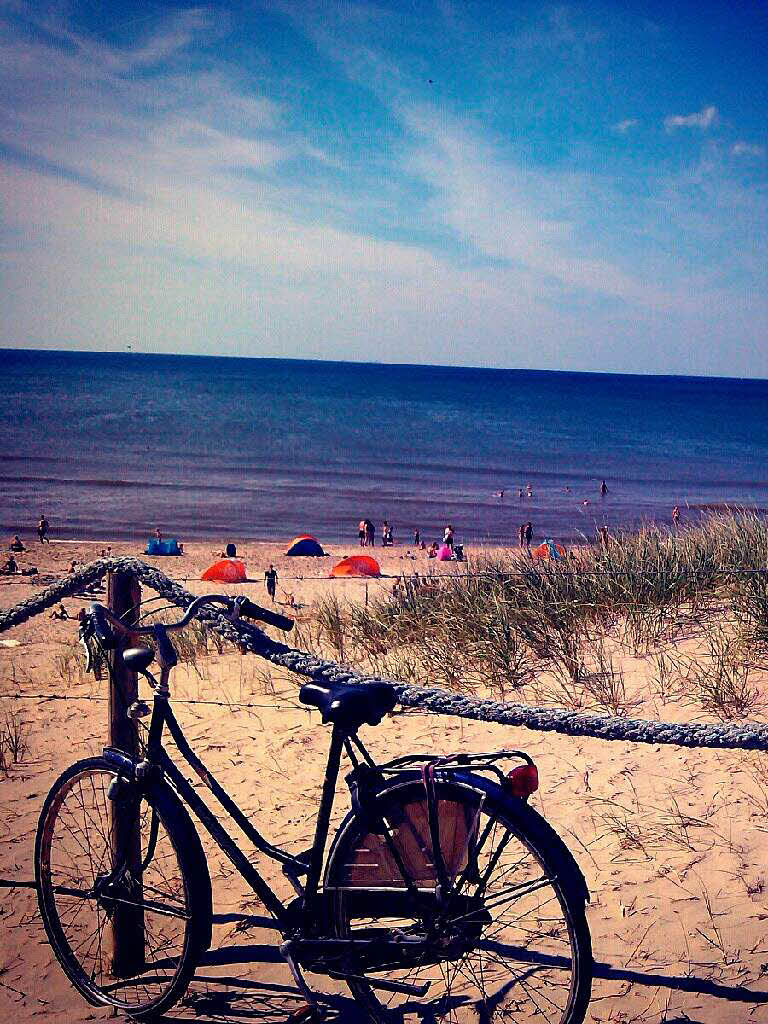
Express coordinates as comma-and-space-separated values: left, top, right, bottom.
107, 570, 145, 977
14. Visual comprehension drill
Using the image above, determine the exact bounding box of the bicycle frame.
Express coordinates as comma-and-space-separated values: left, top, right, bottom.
104, 688, 350, 936
93, 602, 540, 981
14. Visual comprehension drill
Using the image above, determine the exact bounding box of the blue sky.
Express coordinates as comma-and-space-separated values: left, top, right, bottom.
1, 0, 766, 376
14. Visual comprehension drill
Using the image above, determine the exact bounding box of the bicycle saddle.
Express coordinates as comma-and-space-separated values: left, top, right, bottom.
298, 680, 397, 729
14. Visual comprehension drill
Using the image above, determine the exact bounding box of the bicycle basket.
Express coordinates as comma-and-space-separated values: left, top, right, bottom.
341, 796, 479, 888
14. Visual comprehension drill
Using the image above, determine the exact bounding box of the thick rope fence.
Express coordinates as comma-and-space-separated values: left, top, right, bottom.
2, 556, 768, 752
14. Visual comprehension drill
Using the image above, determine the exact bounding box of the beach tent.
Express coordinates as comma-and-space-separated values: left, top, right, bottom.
330, 555, 381, 578
532, 540, 566, 561
146, 538, 182, 556
286, 535, 325, 557
201, 558, 247, 583
436, 544, 454, 561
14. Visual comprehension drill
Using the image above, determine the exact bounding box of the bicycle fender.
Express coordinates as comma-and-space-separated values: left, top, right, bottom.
101, 748, 214, 952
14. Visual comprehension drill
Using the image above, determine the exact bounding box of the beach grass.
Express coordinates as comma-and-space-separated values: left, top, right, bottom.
308, 511, 768, 720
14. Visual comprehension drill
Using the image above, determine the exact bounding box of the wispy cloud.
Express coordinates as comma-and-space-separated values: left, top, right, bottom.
612, 118, 639, 134
664, 105, 717, 131
731, 141, 765, 158
1, 1, 767, 376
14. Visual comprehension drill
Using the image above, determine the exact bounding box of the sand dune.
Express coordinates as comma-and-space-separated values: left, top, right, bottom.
1, 538, 768, 1022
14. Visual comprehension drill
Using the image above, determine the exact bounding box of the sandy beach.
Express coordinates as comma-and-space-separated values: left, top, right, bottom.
2, 536, 768, 1023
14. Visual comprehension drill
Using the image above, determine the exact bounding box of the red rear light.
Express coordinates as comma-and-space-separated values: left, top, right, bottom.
505, 763, 539, 800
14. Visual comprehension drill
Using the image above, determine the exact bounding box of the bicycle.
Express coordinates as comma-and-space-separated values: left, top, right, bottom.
35, 594, 593, 1022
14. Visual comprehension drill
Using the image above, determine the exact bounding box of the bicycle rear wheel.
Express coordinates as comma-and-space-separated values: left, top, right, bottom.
35, 756, 212, 1019
327, 777, 592, 1023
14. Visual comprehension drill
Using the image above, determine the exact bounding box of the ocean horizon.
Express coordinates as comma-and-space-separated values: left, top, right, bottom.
2, 348, 768, 547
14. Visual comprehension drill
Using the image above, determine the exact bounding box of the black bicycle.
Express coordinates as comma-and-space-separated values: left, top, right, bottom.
34, 594, 592, 1022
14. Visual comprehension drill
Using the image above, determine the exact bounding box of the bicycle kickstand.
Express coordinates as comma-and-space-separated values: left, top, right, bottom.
280, 942, 327, 1022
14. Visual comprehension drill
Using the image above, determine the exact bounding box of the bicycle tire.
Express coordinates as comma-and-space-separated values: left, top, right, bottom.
325, 774, 592, 1023
35, 756, 212, 1019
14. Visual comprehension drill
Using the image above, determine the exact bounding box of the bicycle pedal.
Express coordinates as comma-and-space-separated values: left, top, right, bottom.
286, 1002, 326, 1022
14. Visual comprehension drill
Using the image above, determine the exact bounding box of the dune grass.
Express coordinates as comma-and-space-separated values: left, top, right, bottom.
313, 512, 768, 720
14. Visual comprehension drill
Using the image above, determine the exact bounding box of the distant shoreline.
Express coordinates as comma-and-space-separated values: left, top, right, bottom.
4, 351, 768, 547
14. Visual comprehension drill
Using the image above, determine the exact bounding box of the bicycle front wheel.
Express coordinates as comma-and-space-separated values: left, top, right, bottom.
35, 756, 212, 1019
327, 776, 592, 1023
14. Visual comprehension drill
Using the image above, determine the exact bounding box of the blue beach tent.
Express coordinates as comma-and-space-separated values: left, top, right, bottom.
286, 534, 325, 556
146, 538, 182, 556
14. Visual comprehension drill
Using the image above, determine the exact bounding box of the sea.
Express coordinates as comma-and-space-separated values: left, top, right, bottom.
2, 349, 767, 547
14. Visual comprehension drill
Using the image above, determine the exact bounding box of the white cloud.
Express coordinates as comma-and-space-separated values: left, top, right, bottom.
731, 141, 765, 158
1, 3, 767, 376
663, 105, 717, 131
612, 118, 639, 134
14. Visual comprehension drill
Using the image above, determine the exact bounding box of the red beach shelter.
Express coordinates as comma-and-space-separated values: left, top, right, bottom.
330, 555, 381, 578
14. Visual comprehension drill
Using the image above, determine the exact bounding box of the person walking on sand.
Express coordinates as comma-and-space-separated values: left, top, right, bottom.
265, 564, 278, 603
524, 522, 533, 550
672, 505, 680, 527
38, 515, 50, 543
413, 528, 420, 547
518, 523, 526, 548
365, 519, 375, 546
600, 480, 608, 496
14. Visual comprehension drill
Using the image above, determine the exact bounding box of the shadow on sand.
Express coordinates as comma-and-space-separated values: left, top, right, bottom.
153, 916, 768, 1024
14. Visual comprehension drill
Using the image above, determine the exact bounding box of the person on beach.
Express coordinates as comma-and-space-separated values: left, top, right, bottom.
518, 488, 524, 499
518, 523, 526, 548
382, 521, 393, 546
265, 564, 278, 603
155, 527, 163, 543
427, 542, 439, 558
413, 528, 420, 547
358, 520, 366, 546
68, 559, 77, 573
443, 524, 454, 550
672, 505, 681, 526
38, 515, 50, 543
9, 535, 26, 552
1, 554, 18, 574
49, 603, 69, 620
598, 525, 609, 547
600, 480, 608, 496
365, 520, 375, 546
524, 522, 533, 550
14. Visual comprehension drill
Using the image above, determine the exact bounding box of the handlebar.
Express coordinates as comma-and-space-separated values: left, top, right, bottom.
87, 594, 294, 643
